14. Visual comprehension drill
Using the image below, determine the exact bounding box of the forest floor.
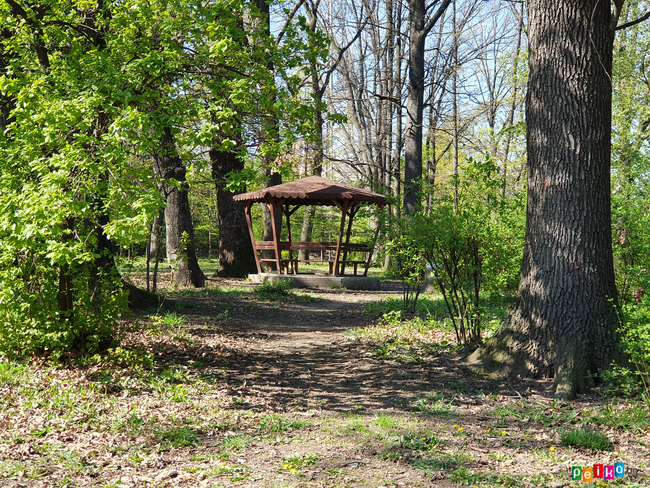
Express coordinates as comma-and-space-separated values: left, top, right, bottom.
1, 271, 650, 488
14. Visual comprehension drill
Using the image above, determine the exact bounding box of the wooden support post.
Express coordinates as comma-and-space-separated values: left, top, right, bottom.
340, 204, 358, 275
269, 201, 283, 274
283, 204, 294, 274
244, 202, 262, 274
333, 200, 350, 276
365, 218, 383, 276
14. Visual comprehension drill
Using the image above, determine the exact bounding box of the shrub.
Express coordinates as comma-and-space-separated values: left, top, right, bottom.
602, 298, 650, 396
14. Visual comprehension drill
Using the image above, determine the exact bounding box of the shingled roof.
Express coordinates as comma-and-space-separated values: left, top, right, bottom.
233, 176, 387, 206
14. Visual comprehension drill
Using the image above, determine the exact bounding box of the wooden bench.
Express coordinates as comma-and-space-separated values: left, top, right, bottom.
253, 241, 372, 276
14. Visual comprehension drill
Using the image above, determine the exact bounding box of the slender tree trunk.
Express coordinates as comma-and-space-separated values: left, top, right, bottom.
451, 0, 459, 215
256, 0, 283, 258
151, 209, 164, 293
403, 0, 450, 215
468, 0, 622, 400
501, 1, 525, 197
153, 127, 205, 288
299, 110, 324, 259
403, 0, 426, 216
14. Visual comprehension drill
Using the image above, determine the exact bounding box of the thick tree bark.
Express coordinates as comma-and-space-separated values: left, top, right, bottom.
154, 127, 205, 288
210, 144, 257, 277
468, 0, 622, 399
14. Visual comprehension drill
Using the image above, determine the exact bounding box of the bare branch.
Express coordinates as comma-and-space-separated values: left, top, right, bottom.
616, 10, 650, 31
275, 0, 307, 44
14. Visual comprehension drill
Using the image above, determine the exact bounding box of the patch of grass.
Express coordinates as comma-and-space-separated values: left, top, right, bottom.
157, 426, 200, 448
370, 413, 403, 431
216, 434, 252, 457
205, 461, 250, 481
589, 402, 650, 432
450, 466, 482, 486
342, 418, 374, 436
491, 400, 581, 427
0, 460, 30, 478
81, 346, 155, 371
254, 279, 293, 300
111, 408, 145, 434
364, 295, 448, 319
127, 450, 145, 464
401, 431, 440, 451
560, 425, 613, 451
412, 393, 456, 416
30, 426, 50, 437
257, 413, 306, 432
488, 452, 511, 461
410, 451, 473, 473
348, 311, 451, 344
0, 361, 28, 386
282, 454, 320, 473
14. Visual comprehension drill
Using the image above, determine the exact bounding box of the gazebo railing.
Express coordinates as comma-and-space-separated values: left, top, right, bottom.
254, 241, 372, 276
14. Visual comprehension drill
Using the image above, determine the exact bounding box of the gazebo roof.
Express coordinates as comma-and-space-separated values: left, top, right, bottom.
233, 176, 387, 207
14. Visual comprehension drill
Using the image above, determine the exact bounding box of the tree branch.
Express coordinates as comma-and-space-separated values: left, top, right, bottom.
424, 0, 451, 35
275, 0, 307, 44
616, 10, 650, 31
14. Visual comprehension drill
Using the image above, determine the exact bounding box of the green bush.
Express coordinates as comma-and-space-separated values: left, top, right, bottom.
388, 157, 525, 345
0, 259, 125, 358
603, 298, 650, 396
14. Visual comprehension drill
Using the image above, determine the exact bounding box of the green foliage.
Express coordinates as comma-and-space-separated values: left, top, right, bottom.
0, 0, 325, 357
388, 157, 525, 345
612, 4, 650, 304
401, 432, 440, 451
0, 361, 28, 386
560, 425, 613, 451
282, 454, 320, 471
602, 298, 650, 396
388, 232, 427, 313
411, 393, 456, 417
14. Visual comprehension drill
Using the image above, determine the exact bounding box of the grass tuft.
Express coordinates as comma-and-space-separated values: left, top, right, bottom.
157, 426, 200, 448
560, 425, 613, 451
256, 413, 306, 432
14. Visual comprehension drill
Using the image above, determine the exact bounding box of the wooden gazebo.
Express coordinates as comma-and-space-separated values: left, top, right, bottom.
233, 176, 387, 276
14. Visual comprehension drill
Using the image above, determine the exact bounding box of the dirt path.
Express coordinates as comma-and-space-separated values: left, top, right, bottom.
181, 282, 489, 414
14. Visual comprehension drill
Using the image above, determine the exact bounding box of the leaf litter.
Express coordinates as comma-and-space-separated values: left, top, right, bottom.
0, 278, 648, 487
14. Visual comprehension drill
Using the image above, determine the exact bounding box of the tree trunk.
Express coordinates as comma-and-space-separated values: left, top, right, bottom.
403, 0, 450, 215
211, 144, 257, 278
468, 0, 622, 400
151, 208, 165, 293
154, 127, 205, 288
403, 0, 426, 216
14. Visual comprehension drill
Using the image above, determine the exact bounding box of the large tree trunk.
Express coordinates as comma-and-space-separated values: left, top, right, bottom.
154, 127, 206, 288
468, 0, 622, 400
210, 144, 257, 277
403, 0, 450, 215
